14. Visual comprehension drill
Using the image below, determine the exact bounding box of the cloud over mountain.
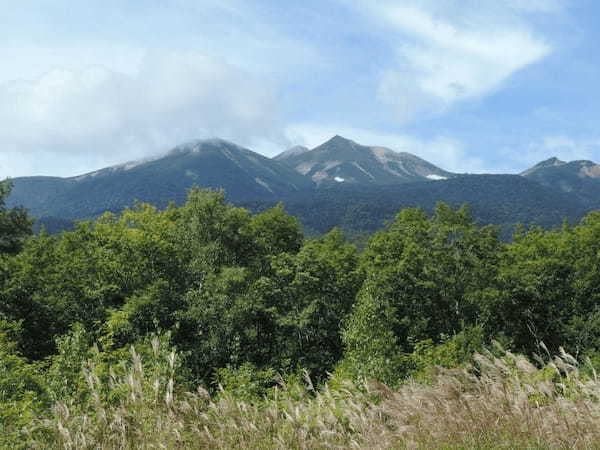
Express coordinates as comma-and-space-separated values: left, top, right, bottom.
0, 50, 280, 178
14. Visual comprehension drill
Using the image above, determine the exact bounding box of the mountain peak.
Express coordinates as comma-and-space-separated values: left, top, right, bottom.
540, 156, 566, 167
318, 135, 361, 150
521, 157, 566, 176
575, 159, 597, 167
327, 134, 355, 144
169, 138, 244, 155
277, 135, 454, 185
521, 155, 600, 203
9, 137, 316, 219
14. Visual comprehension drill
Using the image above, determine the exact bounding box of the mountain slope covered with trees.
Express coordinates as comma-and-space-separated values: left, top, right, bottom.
7, 138, 314, 219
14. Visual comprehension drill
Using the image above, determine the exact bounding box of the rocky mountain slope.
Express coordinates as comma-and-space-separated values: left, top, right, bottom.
276, 135, 455, 185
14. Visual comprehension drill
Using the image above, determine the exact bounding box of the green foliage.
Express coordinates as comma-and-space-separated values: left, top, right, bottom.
46, 323, 95, 402
215, 363, 277, 401
251, 228, 362, 377
482, 212, 600, 356
340, 203, 501, 386
249, 202, 303, 257
0, 205, 181, 359
0, 316, 48, 448
0, 180, 32, 255
6, 187, 600, 447
409, 325, 486, 382
338, 287, 411, 387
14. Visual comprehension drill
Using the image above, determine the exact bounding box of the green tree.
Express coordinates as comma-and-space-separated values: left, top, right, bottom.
0, 316, 48, 448
487, 225, 576, 354
339, 286, 408, 386
249, 203, 303, 258
0, 203, 180, 359
340, 203, 501, 382
0, 180, 32, 255
252, 229, 362, 376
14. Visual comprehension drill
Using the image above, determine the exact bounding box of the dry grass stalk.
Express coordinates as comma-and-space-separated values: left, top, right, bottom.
25, 345, 600, 449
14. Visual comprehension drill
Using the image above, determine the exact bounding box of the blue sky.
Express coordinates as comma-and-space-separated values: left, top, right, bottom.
1, 0, 599, 178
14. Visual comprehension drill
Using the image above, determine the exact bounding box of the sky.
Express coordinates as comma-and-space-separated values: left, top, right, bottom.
1, 0, 600, 178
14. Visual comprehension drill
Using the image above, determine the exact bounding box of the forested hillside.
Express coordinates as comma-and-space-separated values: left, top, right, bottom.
245, 174, 586, 237
522, 157, 600, 209
3, 180, 600, 447
20, 173, 593, 239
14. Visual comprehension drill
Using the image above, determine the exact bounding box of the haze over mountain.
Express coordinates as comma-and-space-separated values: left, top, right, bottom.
276, 136, 455, 185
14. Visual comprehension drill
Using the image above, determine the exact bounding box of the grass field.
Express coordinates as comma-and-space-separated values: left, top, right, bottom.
22, 343, 600, 449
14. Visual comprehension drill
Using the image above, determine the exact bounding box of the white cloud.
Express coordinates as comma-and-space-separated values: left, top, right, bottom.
345, 0, 555, 121
0, 50, 281, 178
284, 123, 489, 173
0, 1, 322, 86
0, 44, 145, 84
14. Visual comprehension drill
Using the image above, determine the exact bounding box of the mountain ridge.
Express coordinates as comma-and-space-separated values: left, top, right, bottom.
276, 135, 455, 185
6, 135, 600, 236
7, 138, 314, 219
521, 156, 600, 208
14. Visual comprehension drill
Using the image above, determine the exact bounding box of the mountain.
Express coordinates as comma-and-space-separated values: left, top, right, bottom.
276, 135, 455, 185
273, 145, 310, 161
244, 174, 587, 238
521, 157, 600, 208
6, 136, 596, 238
520, 157, 567, 176
7, 139, 314, 219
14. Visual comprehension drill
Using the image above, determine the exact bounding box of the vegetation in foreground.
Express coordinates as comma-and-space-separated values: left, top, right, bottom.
15, 340, 600, 449
4, 179, 600, 448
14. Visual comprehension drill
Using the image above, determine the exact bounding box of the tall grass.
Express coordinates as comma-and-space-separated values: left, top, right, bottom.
23, 341, 600, 449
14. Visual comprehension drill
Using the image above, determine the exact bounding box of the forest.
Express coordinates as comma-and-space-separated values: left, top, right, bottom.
3, 179, 600, 448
